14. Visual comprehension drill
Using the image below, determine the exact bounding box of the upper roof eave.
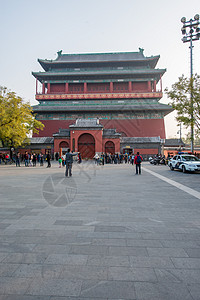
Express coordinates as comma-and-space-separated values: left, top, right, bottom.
38, 53, 160, 71
32, 68, 166, 81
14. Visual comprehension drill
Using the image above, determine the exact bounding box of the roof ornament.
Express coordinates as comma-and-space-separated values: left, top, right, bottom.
57, 50, 62, 57
139, 48, 144, 54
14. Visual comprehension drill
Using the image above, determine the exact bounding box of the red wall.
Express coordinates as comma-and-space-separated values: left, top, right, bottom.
134, 149, 159, 155
87, 83, 110, 93
47, 82, 150, 95
101, 119, 166, 139
34, 120, 74, 137
69, 83, 84, 93
133, 82, 148, 92
50, 83, 65, 93
113, 82, 129, 92
33, 118, 166, 139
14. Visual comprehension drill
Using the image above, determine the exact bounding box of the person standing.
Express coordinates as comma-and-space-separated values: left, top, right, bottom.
24, 151, 29, 167
65, 149, 78, 177
46, 152, 51, 168
134, 152, 143, 175
55, 152, 59, 161
58, 157, 62, 168
40, 153, 44, 166
78, 152, 82, 164
32, 153, 37, 167
16, 152, 21, 167
131, 153, 135, 165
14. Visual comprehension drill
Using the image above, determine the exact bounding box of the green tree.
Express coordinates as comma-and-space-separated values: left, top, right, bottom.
165, 74, 200, 139
0, 86, 44, 148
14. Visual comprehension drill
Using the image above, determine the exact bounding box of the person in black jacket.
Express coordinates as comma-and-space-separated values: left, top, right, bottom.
65, 149, 79, 177
46, 152, 51, 168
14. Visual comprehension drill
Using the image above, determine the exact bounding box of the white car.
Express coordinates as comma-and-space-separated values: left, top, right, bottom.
168, 154, 200, 173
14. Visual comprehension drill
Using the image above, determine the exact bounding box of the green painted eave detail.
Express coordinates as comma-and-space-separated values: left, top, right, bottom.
32, 103, 173, 115
32, 68, 165, 77
46, 78, 156, 83
37, 99, 163, 106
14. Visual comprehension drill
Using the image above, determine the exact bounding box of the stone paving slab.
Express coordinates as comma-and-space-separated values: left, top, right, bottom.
0, 162, 200, 299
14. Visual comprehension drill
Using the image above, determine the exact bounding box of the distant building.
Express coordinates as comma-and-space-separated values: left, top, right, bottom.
32, 49, 172, 158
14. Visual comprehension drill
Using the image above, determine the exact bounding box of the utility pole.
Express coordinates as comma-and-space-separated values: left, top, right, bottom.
181, 14, 200, 153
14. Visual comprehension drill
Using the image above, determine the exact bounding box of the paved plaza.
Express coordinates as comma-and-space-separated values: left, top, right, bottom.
0, 161, 200, 299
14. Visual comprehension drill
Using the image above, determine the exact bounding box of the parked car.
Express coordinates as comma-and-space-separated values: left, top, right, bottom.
168, 154, 200, 173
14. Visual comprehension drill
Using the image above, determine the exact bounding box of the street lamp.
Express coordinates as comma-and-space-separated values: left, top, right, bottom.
181, 14, 200, 153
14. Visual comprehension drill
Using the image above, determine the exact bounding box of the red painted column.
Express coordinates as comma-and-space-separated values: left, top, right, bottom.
65, 82, 69, 94
47, 83, 50, 94
160, 76, 162, 92
128, 81, 132, 92
153, 80, 156, 92
110, 82, 113, 93
36, 79, 38, 95
84, 82, 87, 93
42, 83, 45, 94
148, 81, 151, 92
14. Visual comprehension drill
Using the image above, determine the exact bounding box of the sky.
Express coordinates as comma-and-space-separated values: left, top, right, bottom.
1, 0, 200, 138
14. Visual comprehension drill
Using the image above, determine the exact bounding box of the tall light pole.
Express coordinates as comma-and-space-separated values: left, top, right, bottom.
181, 14, 200, 153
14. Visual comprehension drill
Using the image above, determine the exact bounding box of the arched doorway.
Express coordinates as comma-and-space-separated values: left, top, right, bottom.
59, 141, 69, 155
78, 133, 95, 159
59, 141, 69, 148
105, 141, 115, 154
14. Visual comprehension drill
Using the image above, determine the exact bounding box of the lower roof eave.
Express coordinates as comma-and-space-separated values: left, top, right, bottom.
33, 106, 173, 114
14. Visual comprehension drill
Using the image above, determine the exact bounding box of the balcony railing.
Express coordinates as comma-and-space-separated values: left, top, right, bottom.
35, 90, 163, 101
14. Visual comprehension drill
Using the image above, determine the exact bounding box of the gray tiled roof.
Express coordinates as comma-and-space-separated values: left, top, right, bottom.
103, 129, 121, 137
30, 137, 54, 144
53, 129, 70, 137
121, 137, 161, 143
56, 52, 146, 62
164, 139, 185, 147
39, 51, 159, 64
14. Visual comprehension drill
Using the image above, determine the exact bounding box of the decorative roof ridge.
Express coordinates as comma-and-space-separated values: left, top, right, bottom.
36, 49, 161, 72
56, 51, 144, 57
38, 54, 160, 63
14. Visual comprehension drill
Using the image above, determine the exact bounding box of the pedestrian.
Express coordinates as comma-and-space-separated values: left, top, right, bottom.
24, 151, 29, 167
134, 152, 143, 175
5, 154, 9, 165
131, 153, 135, 165
124, 153, 128, 163
29, 154, 33, 167
58, 157, 62, 168
101, 153, 105, 165
55, 152, 59, 161
37, 153, 40, 164
16, 152, 21, 167
62, 154, 65, 166
40, 153, 44, 166
65, 149, 78, 177
32, 153, 37, 167
46, 152, 51, 168
94, 153, 99, 165
78, 152, 82, 164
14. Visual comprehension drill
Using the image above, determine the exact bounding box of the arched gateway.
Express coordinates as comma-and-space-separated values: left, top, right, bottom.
59, 141, 69, 149
105, 141, 115, 154
78, 133, 95, 159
